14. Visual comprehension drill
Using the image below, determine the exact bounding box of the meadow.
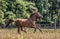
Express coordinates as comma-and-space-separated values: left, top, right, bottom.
0, 28, 60, 39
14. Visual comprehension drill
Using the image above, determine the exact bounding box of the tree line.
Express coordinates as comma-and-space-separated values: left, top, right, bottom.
0, 0, 60, 25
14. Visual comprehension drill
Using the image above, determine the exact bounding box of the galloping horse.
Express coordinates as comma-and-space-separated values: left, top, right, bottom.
5, 11, 43, 33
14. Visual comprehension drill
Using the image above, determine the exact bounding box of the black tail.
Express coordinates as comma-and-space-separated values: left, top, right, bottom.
5, 19, 14, 28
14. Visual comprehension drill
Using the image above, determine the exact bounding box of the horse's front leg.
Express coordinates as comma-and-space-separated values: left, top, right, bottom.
33, 24, 37, 33
34, 26, 37, 33
36, 26, 42, 32
34, 24, 42, 33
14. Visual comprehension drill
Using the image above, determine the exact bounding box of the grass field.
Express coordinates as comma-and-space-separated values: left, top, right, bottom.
0, 28, 60, 39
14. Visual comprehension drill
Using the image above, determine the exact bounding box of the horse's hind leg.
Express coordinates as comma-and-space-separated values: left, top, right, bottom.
20, 26, 27, 33
18, 27, 21, 34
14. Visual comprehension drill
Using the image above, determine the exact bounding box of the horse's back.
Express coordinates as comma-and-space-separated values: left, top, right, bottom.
15, 18, 27, 21
15, 18, 28, 27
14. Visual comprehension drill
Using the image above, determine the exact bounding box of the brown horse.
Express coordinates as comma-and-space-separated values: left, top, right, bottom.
5, 11, 43, 33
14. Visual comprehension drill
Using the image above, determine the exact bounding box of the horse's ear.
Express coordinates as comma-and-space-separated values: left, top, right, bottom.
30, 11, 34, 15
30, 11, 38, 16
31, 9, 38, 13
32, 11, 38, 13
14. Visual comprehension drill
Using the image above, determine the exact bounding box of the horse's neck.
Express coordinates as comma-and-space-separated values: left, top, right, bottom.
29, 16, 36, 22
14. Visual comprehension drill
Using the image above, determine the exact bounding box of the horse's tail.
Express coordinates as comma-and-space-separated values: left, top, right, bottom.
5, 19, 14, 28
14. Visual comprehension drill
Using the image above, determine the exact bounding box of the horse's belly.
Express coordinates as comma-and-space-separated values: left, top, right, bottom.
15, 20, 34, 27
21, 22, 32, 27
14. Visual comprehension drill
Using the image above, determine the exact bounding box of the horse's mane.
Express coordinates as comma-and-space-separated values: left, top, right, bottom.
30, 11, 38, 17
30, 13, 36, 17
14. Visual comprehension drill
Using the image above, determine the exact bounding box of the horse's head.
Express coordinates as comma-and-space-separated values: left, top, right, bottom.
31, 11, 43, 18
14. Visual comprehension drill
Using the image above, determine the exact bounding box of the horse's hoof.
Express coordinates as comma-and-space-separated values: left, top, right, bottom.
34, 32, 35, 33
40, 30, 43, 33
18, 32, 21, 34
24, 31, 27, 33
34, 31, 36, 33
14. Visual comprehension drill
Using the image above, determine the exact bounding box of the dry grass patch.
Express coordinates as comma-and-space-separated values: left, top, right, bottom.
0, 28, 60, 39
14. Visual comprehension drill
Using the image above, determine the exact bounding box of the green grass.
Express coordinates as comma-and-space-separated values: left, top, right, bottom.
0, 28, 60, 39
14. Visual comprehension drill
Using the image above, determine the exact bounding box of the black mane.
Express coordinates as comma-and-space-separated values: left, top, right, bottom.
30, 13, 36, 17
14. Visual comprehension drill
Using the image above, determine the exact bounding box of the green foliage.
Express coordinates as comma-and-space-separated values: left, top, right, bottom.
15, 0, 37, 18
0, 0, 37, 24
0, 0, 60, 24
5, 11, 16, 19
0, 10, 4, 18
0, 10, 4, 24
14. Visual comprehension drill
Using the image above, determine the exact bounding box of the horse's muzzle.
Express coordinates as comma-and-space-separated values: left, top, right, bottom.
40, 15, 43, 18
41, 16, 43, 18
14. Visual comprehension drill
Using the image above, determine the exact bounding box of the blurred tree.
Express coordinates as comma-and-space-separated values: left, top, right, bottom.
0, 0, 60, 26
0, 10, 4, 24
